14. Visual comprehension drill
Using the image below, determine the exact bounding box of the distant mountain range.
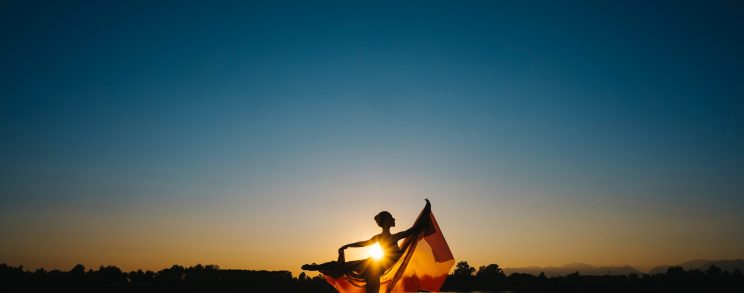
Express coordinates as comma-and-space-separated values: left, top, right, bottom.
503, 259, 744, 277
648, 259, 744, 275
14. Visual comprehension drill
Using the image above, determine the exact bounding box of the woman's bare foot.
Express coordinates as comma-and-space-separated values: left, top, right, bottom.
301, 263, 319, 271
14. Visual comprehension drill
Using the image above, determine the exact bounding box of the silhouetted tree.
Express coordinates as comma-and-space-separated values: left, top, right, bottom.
707, 265, 723, 277
69, 264, 85, 276
476, 263, 506, 289
453, 261, 475, 277
441, 261, 476, 291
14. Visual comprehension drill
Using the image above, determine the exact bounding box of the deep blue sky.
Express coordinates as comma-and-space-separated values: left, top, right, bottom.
1, 0, 743, 272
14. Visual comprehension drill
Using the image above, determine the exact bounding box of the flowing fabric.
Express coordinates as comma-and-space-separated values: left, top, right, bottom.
323, 207, 455, 293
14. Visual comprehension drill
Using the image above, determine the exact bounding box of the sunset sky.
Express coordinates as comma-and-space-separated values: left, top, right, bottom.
1, 1, 743, 277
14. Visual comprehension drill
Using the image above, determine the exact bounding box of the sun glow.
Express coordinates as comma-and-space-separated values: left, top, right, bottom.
369, 242, 384, 260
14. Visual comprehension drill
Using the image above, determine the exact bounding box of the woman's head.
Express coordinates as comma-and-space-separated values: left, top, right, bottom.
374, 211, 396, 228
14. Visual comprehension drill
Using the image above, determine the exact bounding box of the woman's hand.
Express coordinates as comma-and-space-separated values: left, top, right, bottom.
419, 198, 433, 232
337, 246, 346, 263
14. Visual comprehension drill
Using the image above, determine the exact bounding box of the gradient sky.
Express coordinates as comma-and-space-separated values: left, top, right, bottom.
1, 0, 743, 276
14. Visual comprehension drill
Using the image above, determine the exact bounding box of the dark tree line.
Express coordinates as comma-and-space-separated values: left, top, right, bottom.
441, 261, 744, 292
2, 261, 743, 292
0, 263, 332, 292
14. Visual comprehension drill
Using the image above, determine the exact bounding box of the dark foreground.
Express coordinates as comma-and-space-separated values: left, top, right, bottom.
1, 261, 743, 292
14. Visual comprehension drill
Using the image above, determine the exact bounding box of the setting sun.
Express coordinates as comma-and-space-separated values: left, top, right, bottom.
369, 242, 384, 260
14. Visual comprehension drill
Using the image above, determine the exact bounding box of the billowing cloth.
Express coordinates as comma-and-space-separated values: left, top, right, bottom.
323, 207, 455, 293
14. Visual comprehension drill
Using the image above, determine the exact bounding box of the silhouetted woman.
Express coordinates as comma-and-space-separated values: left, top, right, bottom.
302, 199, 432, 293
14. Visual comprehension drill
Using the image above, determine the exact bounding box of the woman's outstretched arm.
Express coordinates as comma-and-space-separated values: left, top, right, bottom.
393, 199, 431, 241
339, 235, 377, 253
